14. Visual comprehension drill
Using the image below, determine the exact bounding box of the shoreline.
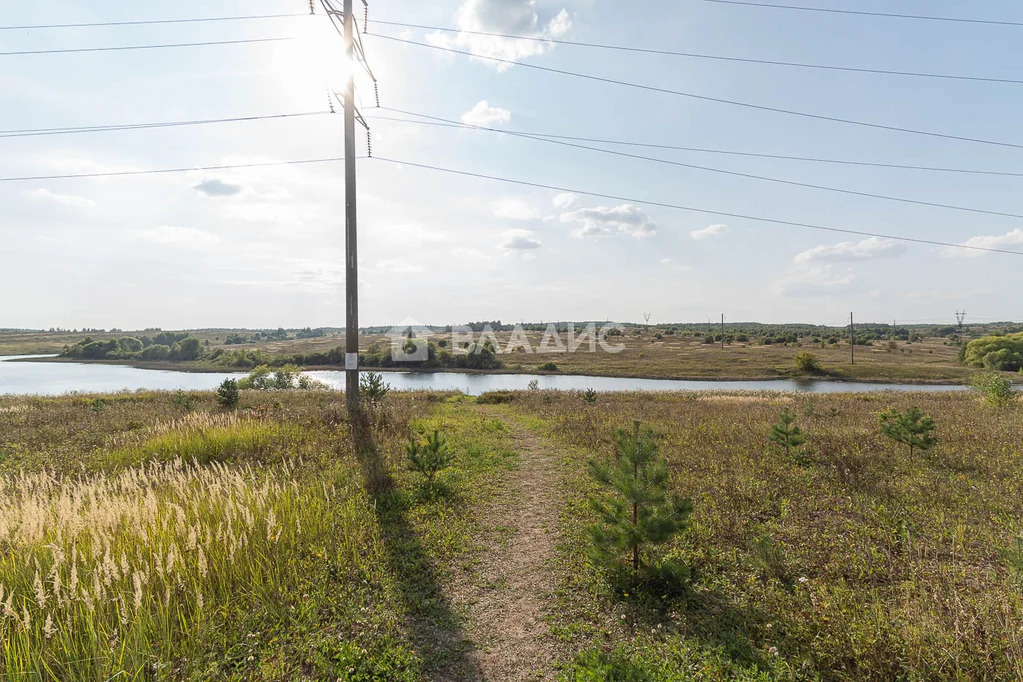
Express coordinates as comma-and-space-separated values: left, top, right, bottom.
5, 354, 991, 386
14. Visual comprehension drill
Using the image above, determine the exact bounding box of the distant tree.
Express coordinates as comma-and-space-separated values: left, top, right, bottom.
138, 344, 171, 361
970, 372, 1016, 408
171, 337, 202, 361
794, 351, 822, 374
879, 407, 937, 460
117, 337, 143, 353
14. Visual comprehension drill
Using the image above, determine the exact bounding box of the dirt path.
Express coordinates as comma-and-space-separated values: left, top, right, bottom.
439, 411, 566, 681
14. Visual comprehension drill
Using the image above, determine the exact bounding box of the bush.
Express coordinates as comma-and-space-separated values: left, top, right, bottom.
216, 378, 240, 409
970, 372, 1016, 407
406, 430, 454, 485
238, 365, 324, 391
537, 361, 558, 372
138, 344, 171, 361
170, 337, 203, 362
794, 351, 822, 373
476, 391, 514, 405
964, 332, 1023, 371
583, 388, 597, 403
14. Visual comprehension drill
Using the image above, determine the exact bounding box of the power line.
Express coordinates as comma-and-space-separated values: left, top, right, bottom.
0, 36, 292, 57
700, 1, 1023, 28
370, 34, 1023, 151
369, 155, 1023, 257
0, 13, 308, 31
373, 109, 1023, 220
0, 111, 331, 139
0, 157, 363, 183
366, 113, 1023, 179
372, 19, 1023, 86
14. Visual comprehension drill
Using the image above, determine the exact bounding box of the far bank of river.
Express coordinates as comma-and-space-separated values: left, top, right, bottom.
0, 355, 977, 397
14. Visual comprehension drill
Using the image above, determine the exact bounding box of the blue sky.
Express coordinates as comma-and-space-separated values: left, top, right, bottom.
3, 0, 1023, 329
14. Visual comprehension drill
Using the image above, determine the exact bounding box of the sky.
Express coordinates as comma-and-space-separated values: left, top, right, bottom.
2, 0, 1023, 329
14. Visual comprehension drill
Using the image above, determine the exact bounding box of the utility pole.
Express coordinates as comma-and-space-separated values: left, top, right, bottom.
343, 0, 360, 411
720, 313, 725, 350
849, 312, 855, 364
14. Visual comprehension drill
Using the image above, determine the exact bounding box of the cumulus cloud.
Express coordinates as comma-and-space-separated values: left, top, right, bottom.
560, 204, 657, 239
460, 100, 512, 127
194, 178, 243, 197
690, 224, 730, 240
132, 225, 220, 249
492, 197, 540, 220
500, 229, 542, 250
427, 0, 571, 70
795, 236, 905, 264
26, 188, 95, 208
940, 228, 1023, 258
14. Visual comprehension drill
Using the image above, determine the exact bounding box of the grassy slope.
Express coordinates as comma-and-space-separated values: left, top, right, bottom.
507, 390, 1023, 680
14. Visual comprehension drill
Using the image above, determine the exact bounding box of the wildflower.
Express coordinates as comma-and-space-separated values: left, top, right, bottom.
798, 576, 808, 584
768, 646, 778, 656
44, 614, 56, 639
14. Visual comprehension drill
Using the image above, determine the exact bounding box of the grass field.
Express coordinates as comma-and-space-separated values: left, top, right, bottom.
0, 328, 991, 383
1, 385, 1021, 679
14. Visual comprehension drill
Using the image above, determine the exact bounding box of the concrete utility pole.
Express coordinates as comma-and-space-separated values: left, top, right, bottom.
343, 0, 360, 411
849, 312, 855, 364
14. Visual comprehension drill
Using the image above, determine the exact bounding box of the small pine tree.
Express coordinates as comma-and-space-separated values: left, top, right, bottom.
879, 406, 937, 461
583, 388, 597, 404
359, 371, 390, 402
406, 430, 454, 485
216, 378, 240, 409
587, 421, 692, 578
768, 409, 807, 463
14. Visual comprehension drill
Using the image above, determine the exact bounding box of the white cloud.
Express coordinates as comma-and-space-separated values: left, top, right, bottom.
26, 188, 95, 208
132, 225, 220, 249
427, 0, 571, 71
552, 192, 578, 210
500, 229, 542, 250
460, 100, 512, 127
560, 204, 657, 239
690, 223, 730, 240
374, 259, 425, 273
940, 228, 1023, 258
795, 236, 905, 264
492, 197, 540, 220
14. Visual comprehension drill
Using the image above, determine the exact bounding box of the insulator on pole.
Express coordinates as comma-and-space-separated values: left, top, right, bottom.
366, 130, 372, 157
309, 0, 315, 14
373, 82, 380, 107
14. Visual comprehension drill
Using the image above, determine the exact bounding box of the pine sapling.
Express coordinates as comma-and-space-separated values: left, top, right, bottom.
768, 409, 808, 465
216, 378, 240, 409
406, 430, 454, 485
879, 406, 937, 461
587, 421, 692, 581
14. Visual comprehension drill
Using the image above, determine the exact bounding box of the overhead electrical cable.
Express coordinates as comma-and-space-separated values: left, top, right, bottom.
0, 111, 331, 139
372, 108, 1023, 220
0, 36, 292, 57
370, 33, 1023, 151
0, 157, 363, 183
371, 20, 1023, 85
0, 13, 308, 31
366, 113, 1023, 179
369, 156, 1023, 257
699, 1, 1023, 28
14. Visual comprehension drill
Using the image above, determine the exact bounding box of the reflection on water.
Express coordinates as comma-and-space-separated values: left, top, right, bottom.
0, 355, 971, 397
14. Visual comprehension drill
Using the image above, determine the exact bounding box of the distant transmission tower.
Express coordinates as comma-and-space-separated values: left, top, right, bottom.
955, 310, 967, 345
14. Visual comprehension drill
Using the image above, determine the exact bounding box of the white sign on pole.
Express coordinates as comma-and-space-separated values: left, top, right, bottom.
345, 353, 358, 370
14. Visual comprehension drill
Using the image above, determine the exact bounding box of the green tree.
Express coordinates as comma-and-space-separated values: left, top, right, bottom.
116, 337, 143, 353
794, 351, 821, 373
768, 409, 808, 464
879, 406, 937, 460
359, 372, 390, 402
586, 421, 693, 577
406, 430, 454, 485
216, 378, 240, 409
171, 337, 203, 361
964, 332, 1023, 371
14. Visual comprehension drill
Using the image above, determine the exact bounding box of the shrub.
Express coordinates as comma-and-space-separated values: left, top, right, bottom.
170, 337, 203, 361
359, 372, 390, 402
879, 406, 937, 460
138, 344, 171, 361
583, 388, 597, 403
406, 430, 454, 485
587, 421, 693, 582
794, 351, 822, 373
216, 378, 240, 409
964, 332, 1023, 371
970, 371, 1016, 407
476, 391, 514, 405
538, 361, 558, 372
238, 365, 323, 391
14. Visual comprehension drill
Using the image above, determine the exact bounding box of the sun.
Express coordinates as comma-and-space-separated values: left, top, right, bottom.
271, 16, 356, 110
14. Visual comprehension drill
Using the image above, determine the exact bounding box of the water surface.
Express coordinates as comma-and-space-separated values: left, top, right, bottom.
0, 355, 971, 396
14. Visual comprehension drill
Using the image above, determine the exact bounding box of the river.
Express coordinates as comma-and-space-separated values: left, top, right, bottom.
0, 355, 972, 396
